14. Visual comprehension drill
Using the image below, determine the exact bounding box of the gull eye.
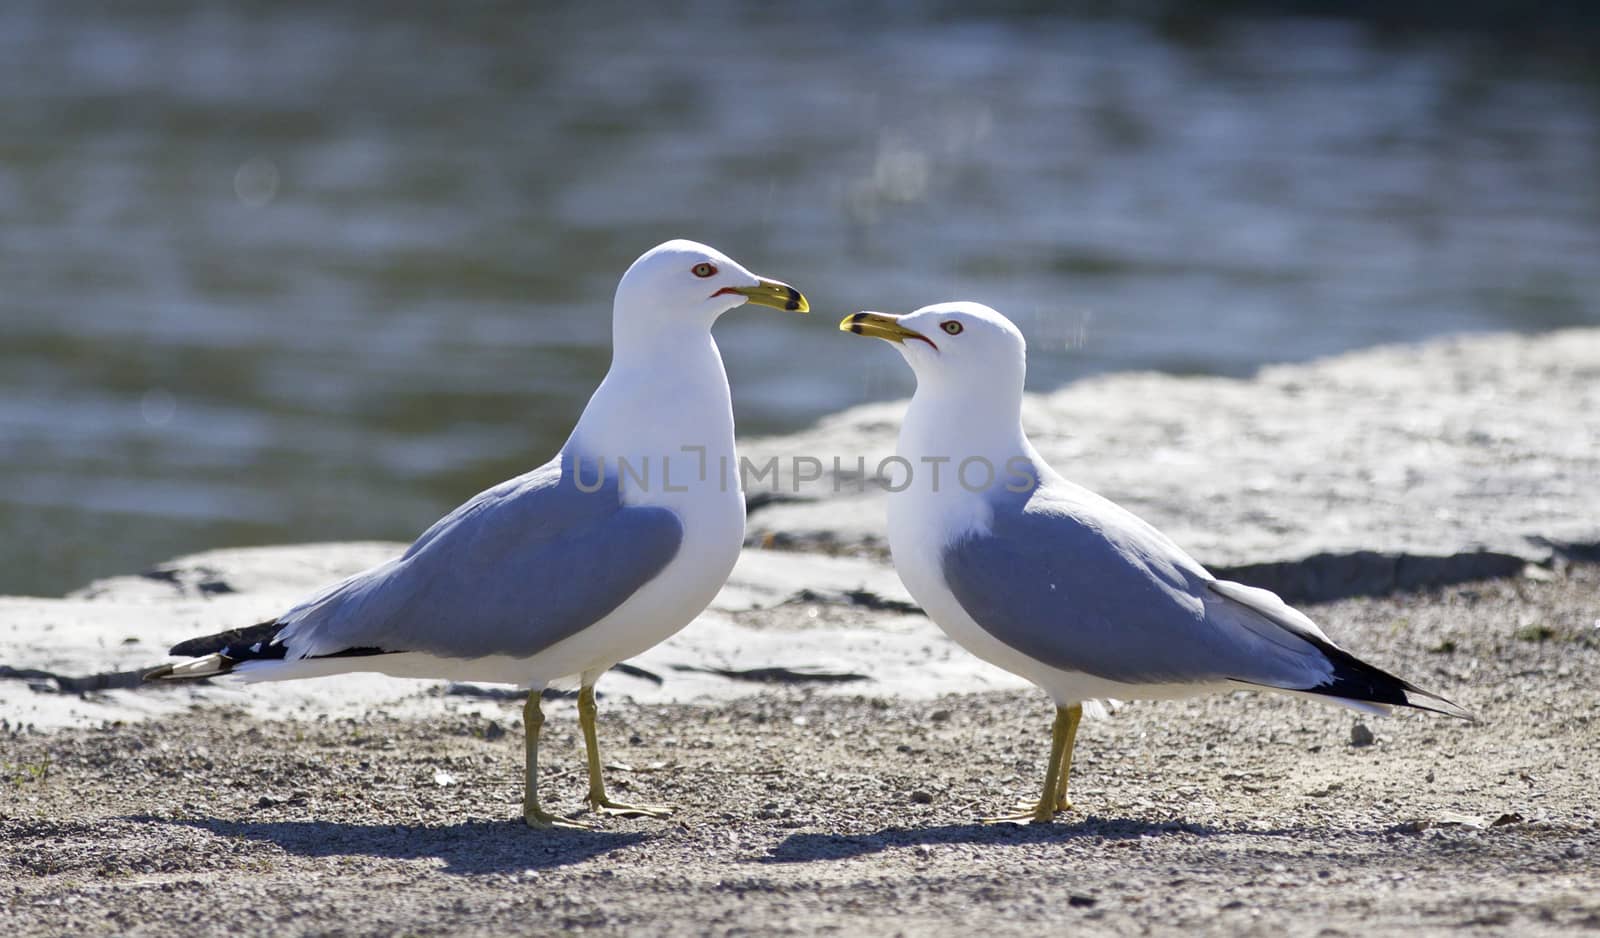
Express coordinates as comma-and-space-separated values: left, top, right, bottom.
941, 321, 963, 335
692, 262, 717, 278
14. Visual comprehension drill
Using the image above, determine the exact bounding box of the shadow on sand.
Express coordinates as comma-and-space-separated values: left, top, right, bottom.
124, 814, 649, 874
761, 816, 1300, 863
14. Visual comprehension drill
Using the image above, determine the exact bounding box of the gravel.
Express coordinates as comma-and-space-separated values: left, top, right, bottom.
4, 567, 1598, 936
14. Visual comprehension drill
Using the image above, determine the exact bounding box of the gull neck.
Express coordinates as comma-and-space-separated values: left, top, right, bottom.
899, 378, 1029, 469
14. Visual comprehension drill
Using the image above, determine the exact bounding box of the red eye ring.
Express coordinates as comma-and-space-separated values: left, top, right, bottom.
941, 321, 963, 335
692, 262, 717, 278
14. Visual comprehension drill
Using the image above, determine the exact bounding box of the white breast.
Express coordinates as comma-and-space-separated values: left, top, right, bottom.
886, 399, 1218, 708
509, 334, 747, 686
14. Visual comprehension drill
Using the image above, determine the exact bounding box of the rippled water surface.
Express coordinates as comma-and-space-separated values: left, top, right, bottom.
4, 2, 1598, 595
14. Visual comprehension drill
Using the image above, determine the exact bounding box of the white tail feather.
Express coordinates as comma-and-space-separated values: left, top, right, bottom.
151, 655, 231, 680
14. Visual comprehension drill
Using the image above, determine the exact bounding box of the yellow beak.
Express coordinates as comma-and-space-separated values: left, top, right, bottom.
838, 311, 930, 345
729, 278, 809, 313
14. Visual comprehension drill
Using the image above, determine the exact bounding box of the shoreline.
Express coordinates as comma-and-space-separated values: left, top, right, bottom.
4, 328, 1599, 729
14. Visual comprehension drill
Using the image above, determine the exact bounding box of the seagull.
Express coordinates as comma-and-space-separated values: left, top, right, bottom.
147, 239, 808, 829
840, 302, 1470, 823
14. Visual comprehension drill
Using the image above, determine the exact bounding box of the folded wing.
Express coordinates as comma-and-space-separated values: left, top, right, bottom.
940, 479, 1412, 701
273, 451, 683, 661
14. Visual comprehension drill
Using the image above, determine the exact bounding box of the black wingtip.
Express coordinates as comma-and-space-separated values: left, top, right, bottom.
168, 619, 284, 658
1305, 640, 1473, 721
158, 617, 400, 679
154, 618, 286, 682
1399, 687, 1476, 722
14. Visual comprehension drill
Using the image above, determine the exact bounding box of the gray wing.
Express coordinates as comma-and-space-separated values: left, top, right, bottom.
275, 451, 683, 660
940, 477, 1333, 689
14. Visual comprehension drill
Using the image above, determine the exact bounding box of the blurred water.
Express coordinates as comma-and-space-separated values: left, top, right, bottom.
3, 2, 1598, 597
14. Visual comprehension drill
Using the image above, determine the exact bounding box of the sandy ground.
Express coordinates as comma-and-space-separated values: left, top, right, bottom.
4, 566, 1598, 937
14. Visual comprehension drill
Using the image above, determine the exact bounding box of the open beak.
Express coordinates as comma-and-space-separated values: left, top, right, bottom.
725, 278, 809, 313
838, 311, 935, 349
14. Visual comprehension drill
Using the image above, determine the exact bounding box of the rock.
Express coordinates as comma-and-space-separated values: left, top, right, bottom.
741, 330, 1600, 602
1350, 723, 1376, 747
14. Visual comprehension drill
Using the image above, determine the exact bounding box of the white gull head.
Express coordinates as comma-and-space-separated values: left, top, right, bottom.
577, 239, 809, 480
614, 239, 808, 340
840, 301, 1031, 472
842, 301, 1026, 408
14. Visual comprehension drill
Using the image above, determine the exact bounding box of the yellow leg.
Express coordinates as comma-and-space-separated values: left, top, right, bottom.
985, 703, 1082, 824
522, 692, 590, 830
579, 684, 672, 818
1052, 703, 1082, 811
